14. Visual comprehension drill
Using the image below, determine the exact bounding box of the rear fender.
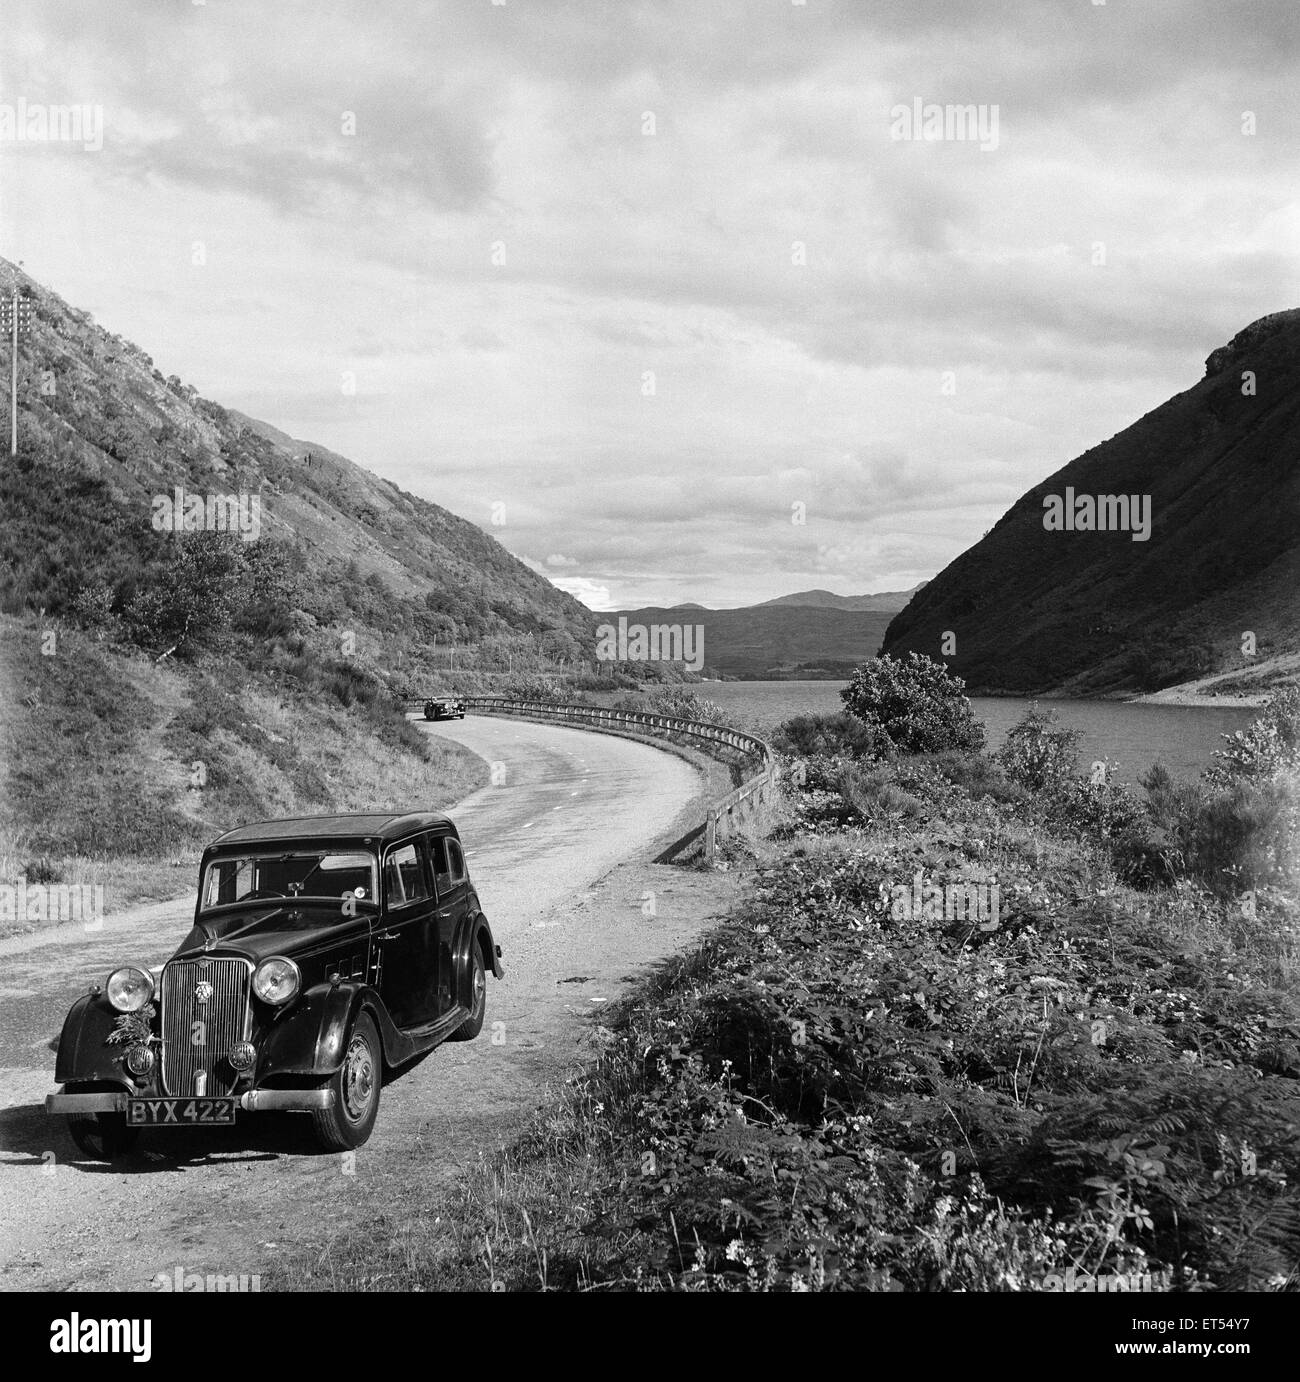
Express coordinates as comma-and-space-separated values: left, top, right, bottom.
453, 914, 503, 1008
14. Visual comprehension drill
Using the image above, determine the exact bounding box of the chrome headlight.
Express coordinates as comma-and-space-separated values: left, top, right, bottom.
106, 966, 154, 1013
252, 956, 301, 1006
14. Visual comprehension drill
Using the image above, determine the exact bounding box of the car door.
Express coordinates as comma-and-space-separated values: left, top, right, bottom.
428, 832, 469, 1013
377, 836, 439, 1029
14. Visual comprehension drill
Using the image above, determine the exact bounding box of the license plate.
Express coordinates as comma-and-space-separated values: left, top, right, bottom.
126, 1097, 237, 1127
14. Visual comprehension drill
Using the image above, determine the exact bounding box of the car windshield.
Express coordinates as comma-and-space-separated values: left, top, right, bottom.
200, 849, 379, 911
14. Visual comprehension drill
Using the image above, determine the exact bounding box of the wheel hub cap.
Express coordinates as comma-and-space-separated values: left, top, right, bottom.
342, 1036, 375, 1121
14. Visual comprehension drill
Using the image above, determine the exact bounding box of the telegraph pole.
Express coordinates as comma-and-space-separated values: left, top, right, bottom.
0, 289, 33, 456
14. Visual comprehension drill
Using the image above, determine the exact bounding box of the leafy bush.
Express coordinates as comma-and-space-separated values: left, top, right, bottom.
1206, 687, 1300, 785
771, 711, 890, 761
498, 674, 569, 703
643, 687, 726, 724
836, 760, 929, 824
841, 653, 985, 756
1141, 763, 1298, 897
997, 705, 1081, 791
908, 750, 1032, 808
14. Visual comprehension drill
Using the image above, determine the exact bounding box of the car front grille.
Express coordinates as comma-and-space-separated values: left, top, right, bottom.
160, 957, 251, 1097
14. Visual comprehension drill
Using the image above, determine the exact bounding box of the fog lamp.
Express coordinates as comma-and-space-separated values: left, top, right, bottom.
228, 1041, 257, 1073
124, 1044, 155, 1077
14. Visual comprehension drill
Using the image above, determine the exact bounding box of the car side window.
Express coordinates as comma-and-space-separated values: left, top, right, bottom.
429, 835, 454, 896
447, 838, 468, 886
384, 842, 431, 907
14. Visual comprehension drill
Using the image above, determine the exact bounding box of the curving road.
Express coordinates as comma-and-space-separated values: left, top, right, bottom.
0, 714, 703, 1291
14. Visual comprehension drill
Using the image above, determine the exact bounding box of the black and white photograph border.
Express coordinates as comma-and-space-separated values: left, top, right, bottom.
0, 0, 1296, 1343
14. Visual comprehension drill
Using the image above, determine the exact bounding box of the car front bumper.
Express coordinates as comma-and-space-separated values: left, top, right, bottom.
46, 1088, 336, 1115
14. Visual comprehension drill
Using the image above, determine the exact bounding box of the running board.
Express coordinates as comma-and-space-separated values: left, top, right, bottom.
374, 1003, 470, 1066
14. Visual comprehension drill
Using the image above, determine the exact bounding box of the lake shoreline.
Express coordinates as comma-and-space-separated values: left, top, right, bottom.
712, 678, 1272, 708
1121, 689, 1270, 708
695, 680, 1262, 785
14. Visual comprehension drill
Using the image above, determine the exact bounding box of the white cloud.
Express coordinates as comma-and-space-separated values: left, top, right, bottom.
551, 576, 614, 612
6, 0, 1297, 607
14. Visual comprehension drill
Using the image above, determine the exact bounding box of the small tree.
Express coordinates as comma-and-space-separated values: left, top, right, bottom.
124, 532, 246, 657
841, 652, 984, 755
997, 704, 1081, 791
1205, 687, 1300, 786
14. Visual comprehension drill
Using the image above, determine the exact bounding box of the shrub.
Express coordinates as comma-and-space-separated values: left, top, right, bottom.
771, 711, 891, 761
1206, 687, 1300, 786
70, 583, 117, 635
643, 687, 726, 724
836, 760, 929, 823
498, 674, 568, 703
1141, 763, 1298, 896
997, 705, 1080, 792
841, 653, 985, 756
909, 750, 1032, 807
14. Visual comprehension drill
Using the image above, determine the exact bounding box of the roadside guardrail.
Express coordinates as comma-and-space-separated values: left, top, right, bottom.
413, 695, 776, 863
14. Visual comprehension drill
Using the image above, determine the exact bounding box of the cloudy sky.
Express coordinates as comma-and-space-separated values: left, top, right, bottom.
1, 0, 1296, 610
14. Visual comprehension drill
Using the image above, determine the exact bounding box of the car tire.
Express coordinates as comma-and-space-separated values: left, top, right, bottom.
311, 1010, 382, 1151
67, 1108, 139, 1161
449, 944, 486, 1041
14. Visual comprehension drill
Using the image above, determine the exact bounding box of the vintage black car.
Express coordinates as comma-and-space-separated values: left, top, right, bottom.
423, 696, 466, 721
46, 811, 503, 1159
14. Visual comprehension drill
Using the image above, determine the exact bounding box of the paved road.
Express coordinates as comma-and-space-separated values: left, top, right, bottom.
0, 714, 702, 1290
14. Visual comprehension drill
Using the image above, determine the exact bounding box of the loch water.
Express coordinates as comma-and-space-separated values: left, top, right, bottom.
701, 681, 1260, 784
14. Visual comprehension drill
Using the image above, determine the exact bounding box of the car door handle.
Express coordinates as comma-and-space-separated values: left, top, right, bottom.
377, 930, 399, 941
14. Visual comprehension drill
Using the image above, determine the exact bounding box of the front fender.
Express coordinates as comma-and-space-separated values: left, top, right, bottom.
258, 982, 373, 1078
54, 992, 134, 1086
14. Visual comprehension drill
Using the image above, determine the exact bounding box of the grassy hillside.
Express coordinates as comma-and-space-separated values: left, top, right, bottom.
882, 310, 1300, 697
0, 255, 613, 923
0, 256, 594, 658
0, 613, 486, 934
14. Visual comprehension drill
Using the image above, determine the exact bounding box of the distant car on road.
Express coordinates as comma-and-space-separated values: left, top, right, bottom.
424, 696, 466, 720
46, 811, 503, 1159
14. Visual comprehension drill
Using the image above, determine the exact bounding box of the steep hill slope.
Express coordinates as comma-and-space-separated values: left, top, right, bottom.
0, 256, 594, 654
0, 257, 597, 907
881, 310, 1300, 696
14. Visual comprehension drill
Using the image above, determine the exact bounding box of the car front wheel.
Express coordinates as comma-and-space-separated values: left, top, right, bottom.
67, 1106, 139, 1161
311, 1010, 382, 1151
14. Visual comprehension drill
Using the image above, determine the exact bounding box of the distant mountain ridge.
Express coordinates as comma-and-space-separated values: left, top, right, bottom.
758, 584, 926, 612
882, 309, 1300, 696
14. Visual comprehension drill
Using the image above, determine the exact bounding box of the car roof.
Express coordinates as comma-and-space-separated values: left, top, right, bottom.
206, 811, 456, 850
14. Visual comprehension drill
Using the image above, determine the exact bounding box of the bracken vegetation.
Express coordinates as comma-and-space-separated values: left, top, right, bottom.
287, 666, 1300, 1292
